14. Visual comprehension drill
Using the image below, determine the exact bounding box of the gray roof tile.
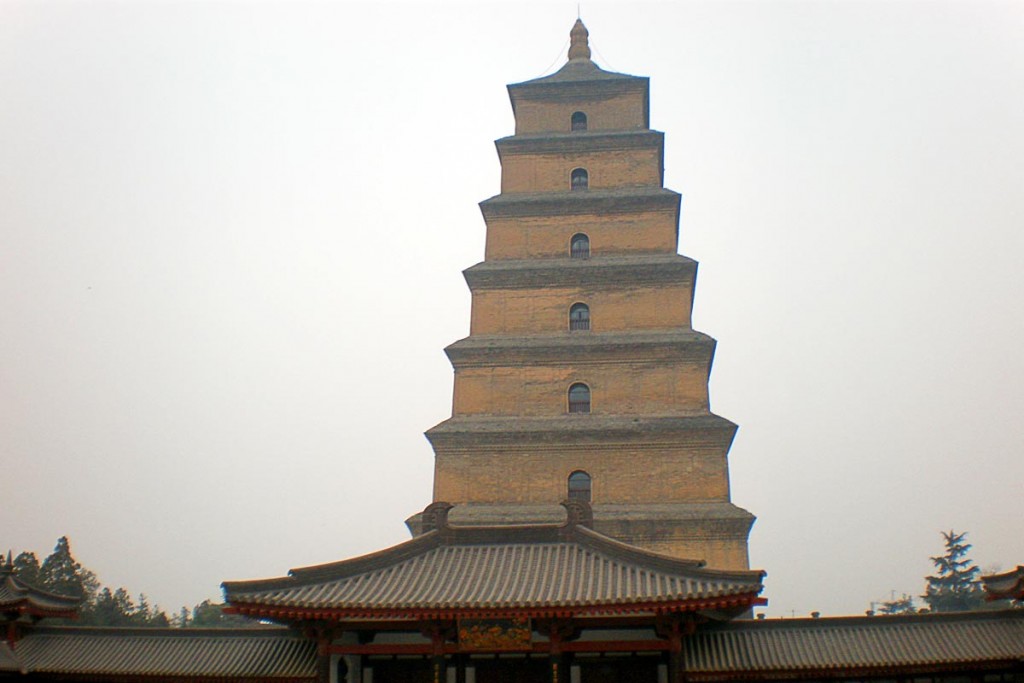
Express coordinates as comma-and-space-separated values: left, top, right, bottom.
224, 513, 764, 619
12, 626, 315, 680
684, 611, 1024, 677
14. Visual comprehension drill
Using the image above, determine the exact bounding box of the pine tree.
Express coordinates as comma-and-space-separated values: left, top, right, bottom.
172, 606, 191, 628
878, 594, 917, 615
38, 536, 99, 602
922, 530, 984, 612
10, 537, 171, 627
12, 552, 42, 586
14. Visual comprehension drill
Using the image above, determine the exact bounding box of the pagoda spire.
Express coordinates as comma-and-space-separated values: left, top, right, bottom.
568, 19, 591, 61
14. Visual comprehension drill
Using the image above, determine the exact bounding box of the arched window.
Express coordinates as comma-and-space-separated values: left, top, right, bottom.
568, 471, 592, 502
571, 111, 587, 132
570, 233, 590, 259
571, 168, 588, 191
568, 383, 591, 413
569, 303, 590, 331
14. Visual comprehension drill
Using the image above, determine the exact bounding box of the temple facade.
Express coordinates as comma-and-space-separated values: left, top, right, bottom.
409, 19, 754, 572
2, 19, 1022, 683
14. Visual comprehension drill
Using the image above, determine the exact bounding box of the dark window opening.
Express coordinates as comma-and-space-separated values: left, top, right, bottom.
568, 383, 591, 413
568, 471, 592, 502
571, 168, 588, 191
569, 303, 590, 331
570, 233, 590, 259
571, 111, 587, 132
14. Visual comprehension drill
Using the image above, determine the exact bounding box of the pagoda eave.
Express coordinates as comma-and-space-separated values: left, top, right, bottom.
425, 414, 737, 449
495, 130, 663, 157
444, 331, 717, 367
507, 75, 649, 104
480, 187, 679, 219
463, 254, 695, 290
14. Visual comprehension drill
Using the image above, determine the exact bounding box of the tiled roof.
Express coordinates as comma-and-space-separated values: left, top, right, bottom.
684, 610, 1024, 680
982, 566, 1024, 601
0, 565, 80, 618
9, 626, 316, 680
224, 504, 765, 620
3, 611, 1022, 680
0, 642, 23, 673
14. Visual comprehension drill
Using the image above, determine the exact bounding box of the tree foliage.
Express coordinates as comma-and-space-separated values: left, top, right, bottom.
878, 594, 917, 615
922, 530, 985, 612
39, 537, 99, 603
12, 551, 42, 587
9, 536, 170, 626
7, 536, 258, 628
180, 600, 253, 628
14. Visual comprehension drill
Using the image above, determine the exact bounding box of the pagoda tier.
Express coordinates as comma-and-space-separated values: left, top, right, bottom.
416, 20, 755, 571
480, 188, 681, 261
412, 411, 752, 568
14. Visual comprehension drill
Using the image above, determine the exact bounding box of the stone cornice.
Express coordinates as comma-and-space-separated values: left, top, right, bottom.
445, 331, 716, 368
426, 414, 737, 450
463, 254, 696, 291
480, 187, 680, 219
406, 502, 757, 540
495, 130, 663, 159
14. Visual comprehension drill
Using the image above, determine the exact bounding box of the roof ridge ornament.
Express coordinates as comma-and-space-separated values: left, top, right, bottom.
567, 19, 591, 61
421, 501, 455, 534
561, 499, 594, 531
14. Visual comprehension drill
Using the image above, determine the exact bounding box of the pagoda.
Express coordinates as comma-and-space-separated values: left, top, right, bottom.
408, 19, 754, 571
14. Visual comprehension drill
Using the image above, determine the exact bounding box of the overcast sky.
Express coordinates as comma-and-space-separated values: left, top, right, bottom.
2, 1, 1022, 619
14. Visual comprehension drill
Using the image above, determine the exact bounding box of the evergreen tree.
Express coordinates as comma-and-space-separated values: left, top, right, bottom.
38, 536, 99, 602
92, 587, 132, 626
877, 594, 917, 614
922, 530, 985, 612
10, 537, 176, 627
145, 600, 171, 627
134, 594, 170, 626
12, 552, 42, 586
173, 606, 191, 628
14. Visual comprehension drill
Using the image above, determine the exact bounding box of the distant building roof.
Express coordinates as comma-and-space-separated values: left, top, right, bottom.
684, 610, 1024, 680
223, 503, 765, 621
0, 561, 79, 621
982, 566, 1024, 601
3, 626, 315, 681
5, 610, 1022, 681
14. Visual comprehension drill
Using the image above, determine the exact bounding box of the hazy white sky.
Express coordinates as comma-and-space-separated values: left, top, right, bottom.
2, 1, 1022, 619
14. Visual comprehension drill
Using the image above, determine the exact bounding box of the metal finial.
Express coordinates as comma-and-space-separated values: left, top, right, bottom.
568, 19, 591, 61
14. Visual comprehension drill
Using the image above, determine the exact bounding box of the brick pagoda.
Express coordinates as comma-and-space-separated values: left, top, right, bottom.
409, 19, 754, 571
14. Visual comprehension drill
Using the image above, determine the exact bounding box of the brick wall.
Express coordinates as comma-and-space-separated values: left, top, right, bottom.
484, 210, 678, 260
513, 93, 646, 134
470, 286, 693, 335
